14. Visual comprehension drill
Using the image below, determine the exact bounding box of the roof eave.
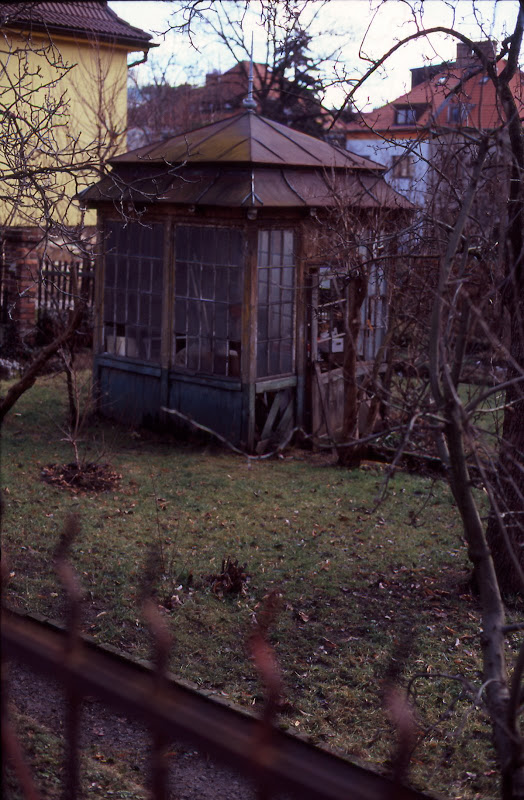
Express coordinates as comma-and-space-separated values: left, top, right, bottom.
6, 20, 154, 50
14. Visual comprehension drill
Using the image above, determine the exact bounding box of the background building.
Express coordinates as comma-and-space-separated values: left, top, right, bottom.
0, 1, 154, 337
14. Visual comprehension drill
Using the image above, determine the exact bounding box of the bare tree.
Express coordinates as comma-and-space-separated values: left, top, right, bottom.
162, 0, 352, 135
327, 6, 524, 797
0, 4, 146, 420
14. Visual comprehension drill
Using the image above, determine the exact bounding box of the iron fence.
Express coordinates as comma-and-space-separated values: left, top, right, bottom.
2, 541, 436, 800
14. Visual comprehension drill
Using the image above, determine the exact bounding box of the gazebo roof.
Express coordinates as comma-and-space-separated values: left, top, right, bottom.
112, 111, 383, 171
81, 112, 413, 210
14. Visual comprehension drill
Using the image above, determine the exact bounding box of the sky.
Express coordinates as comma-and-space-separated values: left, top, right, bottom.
109, 0, 521, 110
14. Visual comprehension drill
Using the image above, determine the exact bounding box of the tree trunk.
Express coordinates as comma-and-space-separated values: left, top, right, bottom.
486, 44, 524, 597
485, 276, 524, 596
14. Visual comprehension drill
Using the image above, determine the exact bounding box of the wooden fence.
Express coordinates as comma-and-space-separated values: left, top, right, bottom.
36, 257, 95, 321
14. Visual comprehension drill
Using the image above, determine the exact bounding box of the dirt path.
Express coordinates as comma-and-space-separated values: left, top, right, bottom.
8, 659, 260, 799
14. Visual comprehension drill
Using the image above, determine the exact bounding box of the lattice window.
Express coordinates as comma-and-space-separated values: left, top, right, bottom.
173, 226, 244, 377
103, 221, 164, 361
257, 230, 295, 378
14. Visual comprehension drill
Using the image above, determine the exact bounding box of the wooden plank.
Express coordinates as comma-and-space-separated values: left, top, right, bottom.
259, 390, 285, 441
313, 363, 337, 452
255, 376, 297, 393
169, 370, 242, 391
275, 390, 295, 436
161, 219, 173, 369
97, 355, 162, 378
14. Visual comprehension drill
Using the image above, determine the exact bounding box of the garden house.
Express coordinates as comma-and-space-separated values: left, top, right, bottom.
81, 109, 411, 452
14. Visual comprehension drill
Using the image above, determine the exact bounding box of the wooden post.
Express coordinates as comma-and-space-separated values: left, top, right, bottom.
243, 224, 258, 451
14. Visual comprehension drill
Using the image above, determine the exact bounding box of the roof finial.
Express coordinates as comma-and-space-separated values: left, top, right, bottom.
242, 33, 257, 112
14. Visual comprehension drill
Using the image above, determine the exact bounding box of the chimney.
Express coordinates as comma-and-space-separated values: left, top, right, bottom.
456, 40, 496, 67
205, 70, 221, 86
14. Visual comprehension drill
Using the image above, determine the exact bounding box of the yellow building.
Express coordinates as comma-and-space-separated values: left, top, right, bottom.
0, 1, 154, 333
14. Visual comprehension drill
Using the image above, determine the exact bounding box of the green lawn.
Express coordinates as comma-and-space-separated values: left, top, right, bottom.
2, 369, 519, 800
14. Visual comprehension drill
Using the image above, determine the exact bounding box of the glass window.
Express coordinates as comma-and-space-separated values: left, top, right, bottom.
447, 103, 472, 124
394, 107, 418, 125
257, 230, 295, 378
391, 154, 415, 178
103, 221, 164, 362
173, 226, 244, 378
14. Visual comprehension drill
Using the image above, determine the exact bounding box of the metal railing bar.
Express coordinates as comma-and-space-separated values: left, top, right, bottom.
2, 610, 435, 800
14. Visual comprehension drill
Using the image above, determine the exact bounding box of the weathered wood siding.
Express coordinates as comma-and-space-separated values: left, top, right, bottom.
168, 373, 244, 444
97, 356, 162, 426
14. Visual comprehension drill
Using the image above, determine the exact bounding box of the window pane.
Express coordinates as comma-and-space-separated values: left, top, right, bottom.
115, 291, 126, 324
269, 343, 281, 374
151, 295, 162, 322
174, 298, 186, 333
258, 269, 268, 305
175, 262, 188, 296
281, 303, 293, 337
102, 222, 164, 361
270, 230, 282, 266
187, 299, 200, 335
105, 257, 115, 286
128, 257, 140, 290
139, 297, 150, 325
215, 303, 228, 338
228, 267, 242, 304
257, 342, 268, 377
177, 227, 189, 260
201, 264, 215, 300
201, 227, 216, 264
269, 269, 281, 303
128, 293, 137, 323
186, 337, 200, 370
283, 231, 294, 265
215, 268, 229, 302
173, 226, 244, 376
280, 340, 293, 373
258, 230, 269, 267
268, 305, 281, 338
139, 262, 151, 292
187, 264, 200, 299
103, 288, 114, 321
229, 303, 241, 340
256, 230, 295, 377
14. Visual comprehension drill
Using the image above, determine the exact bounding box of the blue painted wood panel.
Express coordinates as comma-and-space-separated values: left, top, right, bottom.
97, 360, 162, 426
168, 375, 244, 444
96, 357, 246, 444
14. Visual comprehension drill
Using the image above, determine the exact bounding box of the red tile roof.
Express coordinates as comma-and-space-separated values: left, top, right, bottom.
344, 59, 524, 136
0, 2, 154, 50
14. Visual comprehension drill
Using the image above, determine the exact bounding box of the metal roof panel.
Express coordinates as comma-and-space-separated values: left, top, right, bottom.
113, 112, 384, 170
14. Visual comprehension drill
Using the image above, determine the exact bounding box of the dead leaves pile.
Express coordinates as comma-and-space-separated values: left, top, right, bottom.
41, 462, 121, 493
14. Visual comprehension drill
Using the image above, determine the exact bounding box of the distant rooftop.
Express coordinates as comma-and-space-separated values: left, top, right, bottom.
0, 1, 154, 50
343, 41, 524, 135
